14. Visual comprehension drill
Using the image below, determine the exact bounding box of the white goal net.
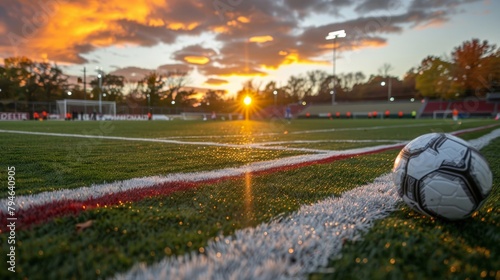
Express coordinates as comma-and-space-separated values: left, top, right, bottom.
56, 99, 116, 120
432, 110, 469, 119
432, 110, 452, 119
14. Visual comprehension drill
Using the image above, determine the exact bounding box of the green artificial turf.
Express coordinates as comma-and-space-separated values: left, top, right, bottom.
0, 119, 498, 279
310, 138, 500, 280
2, 151, 396, 280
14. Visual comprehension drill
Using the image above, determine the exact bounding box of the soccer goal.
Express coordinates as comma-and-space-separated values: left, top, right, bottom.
56, 99, 116, 120
433, 110, 470, 119
432, 110, 452, 119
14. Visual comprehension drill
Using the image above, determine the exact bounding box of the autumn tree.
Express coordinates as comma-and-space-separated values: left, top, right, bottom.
415, 56, 454, 99
236, 79, 261, 104
201, 90, 227, 112
262, 81, 279, 107
137, 72, 164, 107
451, 38, 498, 96
35, 62, 68, 102
402, 67, 419, 98
304, 70, 328, 97
284, 75, 306, 100
89, 73, 125, 102
417, 39, 500, 99
103, 74, 125, 102
174, 89, 197, 108
162, 70, 189, 105
1, 57, 68, 103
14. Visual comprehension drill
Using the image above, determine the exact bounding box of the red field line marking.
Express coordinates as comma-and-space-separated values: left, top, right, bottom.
0, 145, 403, 232
1, 124, 497, 232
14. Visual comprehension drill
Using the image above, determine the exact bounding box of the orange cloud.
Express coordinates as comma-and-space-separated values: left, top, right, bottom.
167, 22, 200, 31
2, 0, 170, 62
148, 19, 165, 27
237, 16, 250, 23
184, 56, 210, 65
202, 65, 267, 77
212, 25, 230, 34
249, 35, 273, 43
0, 0, 473, 82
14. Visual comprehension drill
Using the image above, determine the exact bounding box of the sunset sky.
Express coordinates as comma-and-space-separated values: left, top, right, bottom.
0, 0, 499, 96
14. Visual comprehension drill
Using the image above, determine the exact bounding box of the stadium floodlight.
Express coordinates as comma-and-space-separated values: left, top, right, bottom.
326, 29, 346, 105
326, 30, 346, 40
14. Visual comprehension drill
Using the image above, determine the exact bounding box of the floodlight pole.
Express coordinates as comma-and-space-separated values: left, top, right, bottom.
83, 67, 87, 115
382, 78, 393, 101
326, 30, 346, 105
99, 73, 102, 115
96, 68, 103, 118
388, 77, 392, 102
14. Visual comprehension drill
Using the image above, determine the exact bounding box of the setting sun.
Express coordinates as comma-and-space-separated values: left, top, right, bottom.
243, 96, 252, 106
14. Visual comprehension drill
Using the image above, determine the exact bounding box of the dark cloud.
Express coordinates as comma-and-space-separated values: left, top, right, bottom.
172, 45, 217, 65
355, 0, 402, 13
157, 64, 193, 74
284, 0, 354, 17
200, 65, 266, 77
409, 0, 481, 11
108, 66, 154, 81
0, 0, 484, 79
107, 64, 193, 82
204, 78, 229, 85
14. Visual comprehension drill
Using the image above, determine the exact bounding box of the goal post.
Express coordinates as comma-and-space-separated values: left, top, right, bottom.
432, 110, 452, 119
56, 99, 116, 120
433, 110, 470, 119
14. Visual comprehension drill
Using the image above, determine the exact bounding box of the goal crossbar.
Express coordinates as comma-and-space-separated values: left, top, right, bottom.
56, 99, 116, 119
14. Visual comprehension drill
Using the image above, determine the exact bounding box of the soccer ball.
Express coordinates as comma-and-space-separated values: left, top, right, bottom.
392, 133, 492, 221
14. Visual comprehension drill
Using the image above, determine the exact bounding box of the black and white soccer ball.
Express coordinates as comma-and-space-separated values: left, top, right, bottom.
393, 133, 492, 221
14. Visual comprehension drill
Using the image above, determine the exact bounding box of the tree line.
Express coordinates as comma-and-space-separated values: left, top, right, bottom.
1, 39, 498, 113
236, 39, 499, 109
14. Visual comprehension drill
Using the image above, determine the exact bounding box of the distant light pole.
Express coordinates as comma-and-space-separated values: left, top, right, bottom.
82, 67, 87, 114
381, 79, 393, 101
147, 93, 151, 111
273, 90, 277, 106
326, 29, 346, 105
96, 67, 103, 116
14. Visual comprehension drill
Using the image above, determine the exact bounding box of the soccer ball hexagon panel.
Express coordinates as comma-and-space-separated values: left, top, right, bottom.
393, 133, 493, 221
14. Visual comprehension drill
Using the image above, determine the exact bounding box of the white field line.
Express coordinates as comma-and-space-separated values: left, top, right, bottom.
1, 126, 498, 213
0, 128, 404, 154
157, 122, 447, 140
0, 129, 330, 153
249, 139, 404, 150
0, 122, 493, 153
255, 139, 404, 145
117, 174, 399, 280
0, 142, 406, 213
115, 128, 500, 280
